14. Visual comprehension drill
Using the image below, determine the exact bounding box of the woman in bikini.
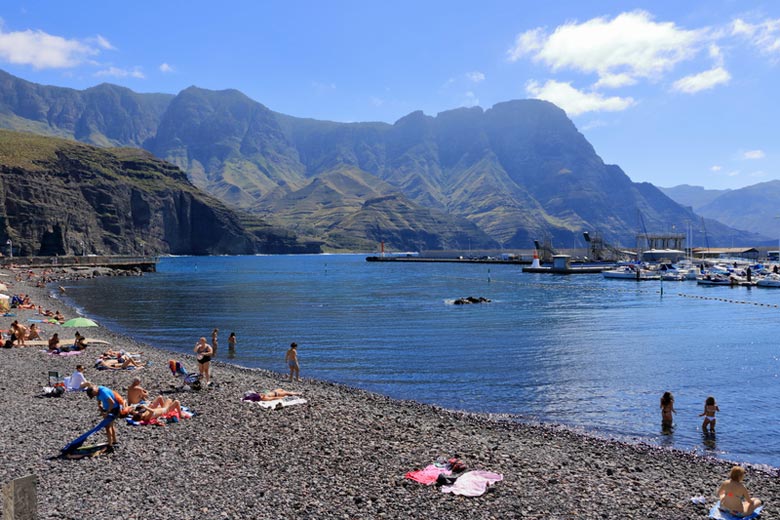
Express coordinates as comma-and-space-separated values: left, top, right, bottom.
660, 391, 676, 429
699, 395, 719, 433
717, 466, 762, 518
194, 337, 213, 386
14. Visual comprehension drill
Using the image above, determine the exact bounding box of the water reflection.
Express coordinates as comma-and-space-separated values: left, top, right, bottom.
702, 431, 718, 453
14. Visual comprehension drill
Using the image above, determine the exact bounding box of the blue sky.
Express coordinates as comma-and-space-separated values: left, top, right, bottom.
1, 1, 779, 190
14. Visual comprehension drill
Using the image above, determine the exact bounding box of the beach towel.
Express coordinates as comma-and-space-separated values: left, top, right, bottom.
46, 349, 82, 357
709, 502, 763, 519
440, 470, 503, 497
405, 465, 452, 485
253, 396, 308, 409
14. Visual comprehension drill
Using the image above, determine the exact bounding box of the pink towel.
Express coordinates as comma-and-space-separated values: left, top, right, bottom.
440, 470, 503, 496
404, 464, 451, 485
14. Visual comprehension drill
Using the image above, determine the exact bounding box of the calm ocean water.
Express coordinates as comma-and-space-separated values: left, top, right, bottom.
60, 255, 780, 467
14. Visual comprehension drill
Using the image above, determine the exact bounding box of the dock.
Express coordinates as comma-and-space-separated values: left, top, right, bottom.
366, 254, 612, 273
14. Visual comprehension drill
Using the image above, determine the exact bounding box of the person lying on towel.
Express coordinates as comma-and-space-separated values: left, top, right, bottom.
130, 397, 183, 422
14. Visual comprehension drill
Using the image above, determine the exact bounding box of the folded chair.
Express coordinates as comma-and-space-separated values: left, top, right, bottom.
168, 359, 201, 390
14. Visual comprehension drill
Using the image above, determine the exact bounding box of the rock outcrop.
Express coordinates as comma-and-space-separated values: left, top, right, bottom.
0, 130, 319, 256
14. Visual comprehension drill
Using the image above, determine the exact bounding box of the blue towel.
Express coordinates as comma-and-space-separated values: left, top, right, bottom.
709, 501, 763, 519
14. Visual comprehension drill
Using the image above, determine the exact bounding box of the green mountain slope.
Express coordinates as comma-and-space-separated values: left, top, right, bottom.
0, 129, 318, 255
0, 69, 768, 250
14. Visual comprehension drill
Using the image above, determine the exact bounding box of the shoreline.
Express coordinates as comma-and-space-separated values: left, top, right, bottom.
1, 266, 778, 519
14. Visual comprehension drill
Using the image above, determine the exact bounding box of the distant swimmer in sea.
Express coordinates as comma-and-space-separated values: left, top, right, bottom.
699, 395, 719, 433
285, 342, 300, 382
660, 391, 676, 429
228, 332, 236, 352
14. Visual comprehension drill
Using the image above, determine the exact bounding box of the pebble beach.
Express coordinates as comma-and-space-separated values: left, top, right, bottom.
1, 265, 778, 519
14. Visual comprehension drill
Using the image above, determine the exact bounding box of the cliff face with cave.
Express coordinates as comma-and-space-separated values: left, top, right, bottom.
0, 130, 318, 256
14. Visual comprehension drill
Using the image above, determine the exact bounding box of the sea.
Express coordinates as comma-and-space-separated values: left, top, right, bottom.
59, 254, 780, 468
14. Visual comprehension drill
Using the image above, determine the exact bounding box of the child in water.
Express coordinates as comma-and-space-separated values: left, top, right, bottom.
699, 395, 719, 433
660, 391, 676, 428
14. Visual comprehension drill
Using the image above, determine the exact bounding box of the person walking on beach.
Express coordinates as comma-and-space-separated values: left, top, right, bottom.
717, 466, 762, 518
85, 383, 125, 446
285, 342, 300, 382
211, 328, 219, 358
699, 395, 719, 433
660, 391, 676, 429
194, 337, 213, 387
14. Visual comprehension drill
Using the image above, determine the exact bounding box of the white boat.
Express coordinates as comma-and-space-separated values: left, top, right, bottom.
757, 274, 780, 288
696, 273, 733, 286
602, 265, 660, 280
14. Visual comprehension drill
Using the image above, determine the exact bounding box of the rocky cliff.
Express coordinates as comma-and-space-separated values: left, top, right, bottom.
0, 130, 319, 256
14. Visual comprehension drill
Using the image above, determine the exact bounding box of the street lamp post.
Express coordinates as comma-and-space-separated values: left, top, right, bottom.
6, 239, 11, 258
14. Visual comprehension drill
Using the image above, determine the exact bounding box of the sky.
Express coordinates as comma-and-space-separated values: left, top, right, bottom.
0, 1, 779, 190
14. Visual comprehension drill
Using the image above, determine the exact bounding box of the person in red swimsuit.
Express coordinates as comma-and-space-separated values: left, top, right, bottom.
717, 466, 762, 518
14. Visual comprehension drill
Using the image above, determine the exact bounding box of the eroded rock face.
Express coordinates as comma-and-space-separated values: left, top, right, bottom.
0, 130, 318, 256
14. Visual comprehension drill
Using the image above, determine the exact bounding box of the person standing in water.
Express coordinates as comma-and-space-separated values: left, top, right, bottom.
660, 391, 676, 429
699, 395, 719, 433
228, 332, 237, 352
211, 328, 219, 358
285, 342, 300, 382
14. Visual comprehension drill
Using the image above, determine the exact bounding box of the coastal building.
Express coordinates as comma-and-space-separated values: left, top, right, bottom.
691, 247, 760, 261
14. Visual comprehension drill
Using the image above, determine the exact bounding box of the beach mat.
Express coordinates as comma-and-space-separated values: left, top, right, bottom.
253, 396, 308, 409
709, 502, 763, 519
61, 414, 117, 454
62, 442, 113, 459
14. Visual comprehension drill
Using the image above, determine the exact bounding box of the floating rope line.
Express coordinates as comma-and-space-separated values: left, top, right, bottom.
676, 292, 780, 309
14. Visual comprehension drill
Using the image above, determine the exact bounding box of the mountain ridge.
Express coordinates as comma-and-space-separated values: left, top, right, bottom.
0, 69, 769, 250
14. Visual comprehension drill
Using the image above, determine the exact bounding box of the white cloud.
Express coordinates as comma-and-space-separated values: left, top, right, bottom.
466, 71, 485, 83
593, 73, 637, 89
507, 27, 546, 61
508, 10, 703, 85
159, 62, 174, 73
743, 149, 765, 159
463, 91, 479, 107
727, 170, 740, 177
369, 96, 384, 107
749, 170, 767, 178
672, 66, 730, 93
95, 66, 144, 79
525, 80, 635, 116
0, 27, 98, 69
92, 35, 115, 50
732, 17, 780, 55
711, 165, 722, 172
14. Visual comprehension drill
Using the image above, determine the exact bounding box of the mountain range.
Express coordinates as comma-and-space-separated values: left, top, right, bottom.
662, 183, 780, 242
0, 69, 769, 251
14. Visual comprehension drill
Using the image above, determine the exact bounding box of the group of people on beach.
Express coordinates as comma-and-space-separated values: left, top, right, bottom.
660, 393, 764, 516
660, 391, 721, 433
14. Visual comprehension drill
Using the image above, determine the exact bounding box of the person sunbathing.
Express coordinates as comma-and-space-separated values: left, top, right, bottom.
25, 323, 41, 341
95, 356, 143, 370
130, 398, 182, 422
256, 388, 302, 401
127, 377, 149, 405
48, 333, 62, 352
